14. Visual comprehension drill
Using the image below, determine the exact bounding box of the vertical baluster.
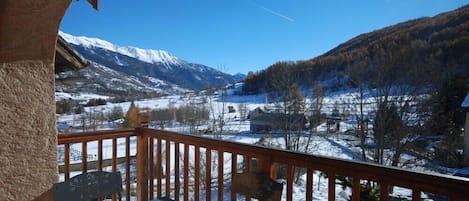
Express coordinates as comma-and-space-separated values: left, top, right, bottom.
98, 139, 103, 171
380, 182, 389, 201
352, 177, 361, 201
82, 142, 87, 173
194, 145, 200, 201
112, 138, 117, 172
183, 144, 189, 201
306, 169, 313, 201
245, 155, 251, 201
149, 137, 154, 200
112, 138, 118, 201
218, 150, 223, 201
412, 189, 421, 201
206, 148, 212, 201
64, 144, 70, 180
287, 164, 293, 201
174, 142, 180, 201
157, 138, 162, 198
230, 153, 237, 201
166, 140, 171, 198
137, 133, 149, 201
125, 136, 130, 201
328, 173, 336, 201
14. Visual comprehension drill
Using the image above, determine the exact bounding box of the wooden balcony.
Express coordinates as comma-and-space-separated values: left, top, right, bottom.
57, 128, 469, 201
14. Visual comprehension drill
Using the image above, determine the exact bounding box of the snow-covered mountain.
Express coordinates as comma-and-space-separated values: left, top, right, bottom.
60, 31, 181, 68
57, 32, 242, 98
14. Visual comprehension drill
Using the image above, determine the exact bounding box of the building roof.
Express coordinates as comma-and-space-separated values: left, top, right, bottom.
54, 36, 89, 73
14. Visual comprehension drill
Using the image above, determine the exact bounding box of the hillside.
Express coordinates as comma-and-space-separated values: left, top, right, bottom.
243, 5, 469, 94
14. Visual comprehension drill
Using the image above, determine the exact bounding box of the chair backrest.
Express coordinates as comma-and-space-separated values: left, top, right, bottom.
53, 171, 123, 201
231, 171, 283, 201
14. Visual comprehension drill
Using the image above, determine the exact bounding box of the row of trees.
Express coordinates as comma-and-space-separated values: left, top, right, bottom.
249, 54, 468, 168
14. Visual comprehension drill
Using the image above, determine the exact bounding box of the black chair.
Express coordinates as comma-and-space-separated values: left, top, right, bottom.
231, 171, 283, 201
54, 171, 123, 201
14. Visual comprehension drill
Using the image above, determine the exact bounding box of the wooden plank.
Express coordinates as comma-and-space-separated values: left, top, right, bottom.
112, 138, 117, 172
125, 136, 131, 201
245, 155, 251, 201
157, 138, 162, 198
175, 142, 180, 201
412, 189, 421, 201
136, 133, 148, 201
380, 182, 389, 201
352, 177, 361, 201
112, 138, 117, 201
231, 152, 237, 201
149, 137, 154, 200
206, 148, 212, 201
82, 142, 87, 173
218, 150, 224, 201
194, 145, 200, 201
306, 169, 313, 201
166, 140, 171, 198
64, 144, 70, 180
287, 165, 293, 201
58, 129, 135, 144
98, 139, 103, 171
328, 173, 335, 201
184, 144, 189, 201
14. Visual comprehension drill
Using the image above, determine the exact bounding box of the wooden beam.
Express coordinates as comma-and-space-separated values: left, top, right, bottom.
87, 0, 99, 10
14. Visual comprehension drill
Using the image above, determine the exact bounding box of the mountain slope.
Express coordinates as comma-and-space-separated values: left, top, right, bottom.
243, 5, 469, 94
57, 32, 240, 98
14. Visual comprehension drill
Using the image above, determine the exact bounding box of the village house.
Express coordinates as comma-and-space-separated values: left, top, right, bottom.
248, 107, 307, 133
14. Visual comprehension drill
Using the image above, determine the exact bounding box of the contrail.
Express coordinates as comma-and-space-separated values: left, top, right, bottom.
251, 1, 295, 22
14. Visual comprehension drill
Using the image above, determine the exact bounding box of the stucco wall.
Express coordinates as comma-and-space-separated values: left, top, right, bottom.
0, 60, 57, 201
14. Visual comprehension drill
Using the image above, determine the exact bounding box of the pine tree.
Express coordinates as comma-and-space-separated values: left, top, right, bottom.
123, 101, 140, 128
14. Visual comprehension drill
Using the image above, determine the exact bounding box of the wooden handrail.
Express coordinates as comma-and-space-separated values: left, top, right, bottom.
57, 128, 469, 201
140, 128, 469, 201
58, 128, 137, 201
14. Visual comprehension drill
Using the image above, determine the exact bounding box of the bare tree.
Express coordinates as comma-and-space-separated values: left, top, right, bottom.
151, 108, 173, 130
237, 102, 248, 120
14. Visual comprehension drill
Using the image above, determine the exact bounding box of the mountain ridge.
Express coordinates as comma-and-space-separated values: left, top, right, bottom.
243, 5, 469, 94
57, 32, 241, 100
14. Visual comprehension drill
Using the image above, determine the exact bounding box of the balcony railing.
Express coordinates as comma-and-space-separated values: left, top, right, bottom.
57, 128, 469, 201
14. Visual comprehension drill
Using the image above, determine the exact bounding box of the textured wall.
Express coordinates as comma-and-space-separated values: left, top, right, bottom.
0, 60, 58, 201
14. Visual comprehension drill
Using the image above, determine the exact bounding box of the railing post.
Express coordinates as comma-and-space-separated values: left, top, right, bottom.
137, 128, 149, 201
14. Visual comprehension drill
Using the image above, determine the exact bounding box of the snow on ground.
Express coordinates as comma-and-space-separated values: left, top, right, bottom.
56, 88, 468, 200
56, 92, 112, 102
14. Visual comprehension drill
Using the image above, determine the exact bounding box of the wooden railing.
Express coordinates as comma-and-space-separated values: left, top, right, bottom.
58, 129, 137, 201
58, 128, 469, 201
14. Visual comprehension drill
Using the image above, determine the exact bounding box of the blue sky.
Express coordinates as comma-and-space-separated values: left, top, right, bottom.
61, 0, 469, 75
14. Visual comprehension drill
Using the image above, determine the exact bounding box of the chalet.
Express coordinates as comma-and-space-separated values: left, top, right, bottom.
249, 108, 307, 133
326, 116, 342, 133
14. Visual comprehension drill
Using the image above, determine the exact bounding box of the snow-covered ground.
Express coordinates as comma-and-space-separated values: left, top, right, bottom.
56, 86, 468, 200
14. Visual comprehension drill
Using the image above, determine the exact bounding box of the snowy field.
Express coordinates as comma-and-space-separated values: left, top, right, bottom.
56, 86, 468, 201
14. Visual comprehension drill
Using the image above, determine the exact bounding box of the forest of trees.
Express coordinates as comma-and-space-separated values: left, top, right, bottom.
243, 5, 469, 94
243, 5, 469, 167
